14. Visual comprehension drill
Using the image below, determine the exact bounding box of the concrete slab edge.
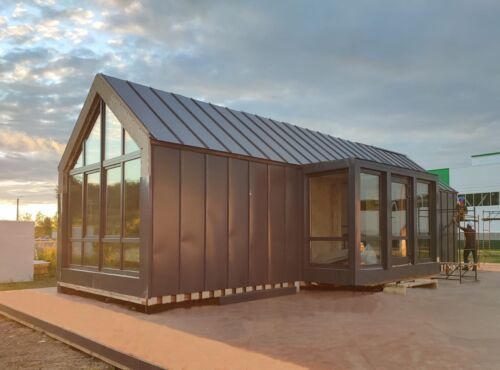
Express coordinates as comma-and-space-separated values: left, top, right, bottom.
0, 303, 165, 370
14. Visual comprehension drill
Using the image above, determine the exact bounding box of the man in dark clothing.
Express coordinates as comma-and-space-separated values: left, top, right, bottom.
458, 223, 477, 265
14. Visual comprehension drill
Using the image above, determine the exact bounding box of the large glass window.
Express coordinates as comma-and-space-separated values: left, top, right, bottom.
105, 167, 121, 236
124, 159, 141, 238
67, 100, 141, 273
309, 169, 348, 266
391, 178, 410, 261
85, 114, 101, 165
105, 107, 122, 160
85, 172, 100, 237
69, 174, 83, 239
124, 130, 140, 154
417, 182, 431, 259
360, 172, 381, 266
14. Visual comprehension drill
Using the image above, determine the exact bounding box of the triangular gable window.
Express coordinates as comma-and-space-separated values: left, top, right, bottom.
105, 105, 140, 160
85, 113, 101, 165
71, 101, 140, 170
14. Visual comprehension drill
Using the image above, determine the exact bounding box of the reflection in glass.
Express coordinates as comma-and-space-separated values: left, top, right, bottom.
360, 173, 381, 265
124, 159, 141, 237
105, 106, 122, 159
392, 182, 407, 237
85, 114, 101, 165
417, 182, 431, 259
106, 167, 121, 235
392, 179, 408, 258
418, 239, 430, 258
69, 174, 83, 238
83, 241, 99, 266
123, 243, 140, 271
74, 150, 83, 168
86, 172, 100, 237
310, 240, 347, 265
417, 182, 429, 234
103, 243, 121, 269
124, 130, 140, 154
392, 239, 407, 257
71, 241, 82, 265
309, 170, 348, 238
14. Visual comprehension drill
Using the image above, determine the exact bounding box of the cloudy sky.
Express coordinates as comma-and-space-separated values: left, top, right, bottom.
1, 0, 500, 219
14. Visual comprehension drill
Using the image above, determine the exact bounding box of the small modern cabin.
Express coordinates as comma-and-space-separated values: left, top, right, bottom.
57, 74, 452, 306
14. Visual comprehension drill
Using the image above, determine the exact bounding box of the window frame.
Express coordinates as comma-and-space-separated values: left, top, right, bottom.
66, 100, 141, 276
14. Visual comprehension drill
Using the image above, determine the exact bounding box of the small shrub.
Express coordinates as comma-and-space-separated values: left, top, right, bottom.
37, 246, 57, 277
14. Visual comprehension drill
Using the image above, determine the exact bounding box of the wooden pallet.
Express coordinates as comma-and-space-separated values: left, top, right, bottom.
383, 278, 438, 296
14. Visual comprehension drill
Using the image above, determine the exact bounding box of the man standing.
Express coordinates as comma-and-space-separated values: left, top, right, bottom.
458, 222, 477, 267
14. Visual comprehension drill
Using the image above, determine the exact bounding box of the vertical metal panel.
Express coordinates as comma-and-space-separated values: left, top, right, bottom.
205, 155, 228, 291
180, 151, 205, 293
249, 162, 269, 285
151, 146, 180, 295
268, 165, 286, 283
228, 158, 249, 288
285, 167, 300, 281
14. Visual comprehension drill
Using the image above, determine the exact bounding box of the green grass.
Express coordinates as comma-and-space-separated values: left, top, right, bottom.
0, 275, 57, 292
479, 249, 500, 263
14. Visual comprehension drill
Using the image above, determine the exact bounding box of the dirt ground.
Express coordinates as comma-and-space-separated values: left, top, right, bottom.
0, 315, 112, 370
0, 269, 499, 369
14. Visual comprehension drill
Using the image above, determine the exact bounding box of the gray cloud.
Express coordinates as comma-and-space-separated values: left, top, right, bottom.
1, 0, 500, 206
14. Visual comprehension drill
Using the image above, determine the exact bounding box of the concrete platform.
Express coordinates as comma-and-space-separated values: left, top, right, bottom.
1, 272, 500, 369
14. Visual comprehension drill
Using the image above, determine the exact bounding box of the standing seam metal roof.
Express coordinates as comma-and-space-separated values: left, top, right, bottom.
102, 74, 425, 172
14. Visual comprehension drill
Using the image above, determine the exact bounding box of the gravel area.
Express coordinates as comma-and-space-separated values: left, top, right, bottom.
0, 315, 113, 370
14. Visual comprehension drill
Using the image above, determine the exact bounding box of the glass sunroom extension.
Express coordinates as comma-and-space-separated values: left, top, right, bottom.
304, 158, 439, 287
67, 100, 141, 275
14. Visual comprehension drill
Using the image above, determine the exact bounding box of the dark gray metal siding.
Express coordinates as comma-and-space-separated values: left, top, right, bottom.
151, 145, 302, 296
103, 74, 424, 171
179, 151, 205, 293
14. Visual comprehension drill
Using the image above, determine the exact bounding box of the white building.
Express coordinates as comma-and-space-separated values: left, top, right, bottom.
430, 152, 500, 239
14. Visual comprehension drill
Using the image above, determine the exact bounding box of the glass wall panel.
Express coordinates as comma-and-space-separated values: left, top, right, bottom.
391, 179, 409, 258
105, 166, 121, 236
418, 239, 431, 258
85, 172, 100, 237
309, 170, 348, 266
103, 242, 121, 269
124, 130, 140, 154
71, 241, 82, 265
417, 182, 430, 235
105, 107, 122, 160
360, 172, 381, 266
124, 159, 141, 237
392, 240, 407, 257
74, 150, 83, 169
310, 240, 347, 265
392, 182, 407, 238
123, 243, 140, 271
69, 174, 83, 238
83, 241, 99, 266
309, 171, 348, 238
85, 114, 101, 165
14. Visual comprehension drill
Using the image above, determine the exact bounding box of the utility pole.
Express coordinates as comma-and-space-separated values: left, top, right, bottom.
16, 198, 19, 221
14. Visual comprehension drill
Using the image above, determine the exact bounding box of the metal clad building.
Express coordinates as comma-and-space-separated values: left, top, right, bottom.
58, 74, 447, 307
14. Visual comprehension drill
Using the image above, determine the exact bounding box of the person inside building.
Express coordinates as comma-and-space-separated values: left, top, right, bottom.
456, 221, 477, 269
360, 240, 378, 265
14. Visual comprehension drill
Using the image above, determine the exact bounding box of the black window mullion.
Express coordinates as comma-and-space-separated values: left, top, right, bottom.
120, 161, 125, 270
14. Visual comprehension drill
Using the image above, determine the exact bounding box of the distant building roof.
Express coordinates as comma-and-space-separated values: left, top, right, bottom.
102, 74, 425, 172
